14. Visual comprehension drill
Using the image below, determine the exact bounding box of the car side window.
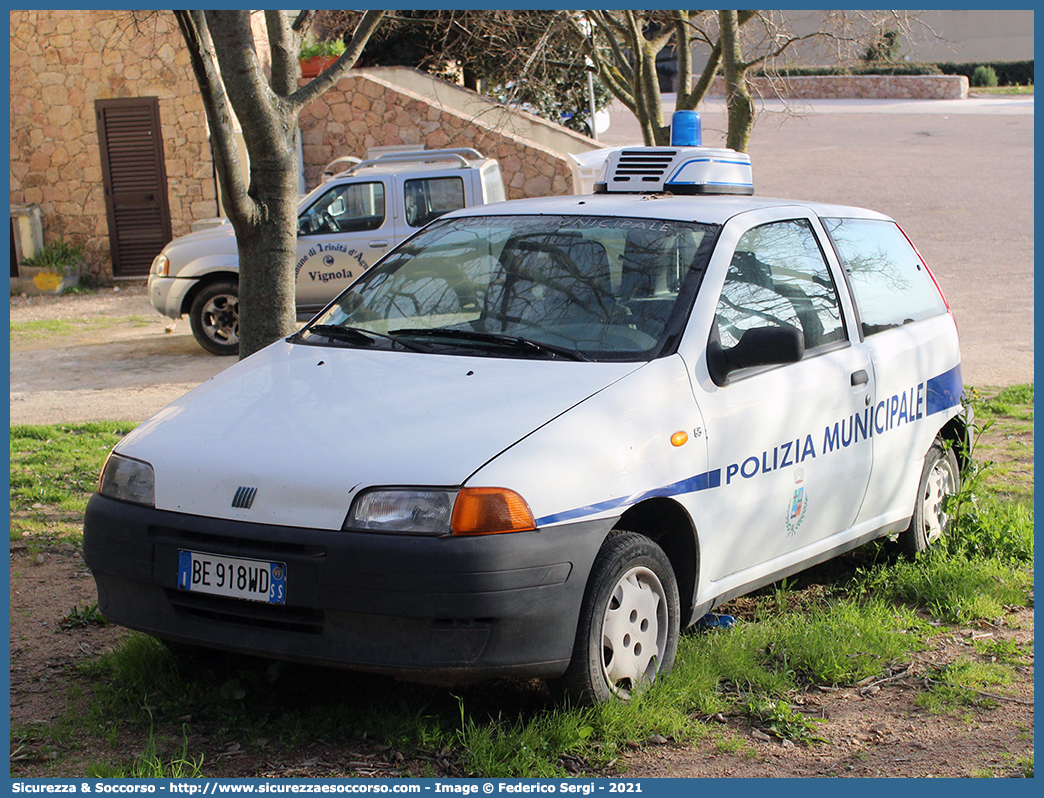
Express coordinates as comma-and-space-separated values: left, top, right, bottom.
823, 218, 947, 336
715, 219, 846, 353
299, 182, 386, 236
404, 177, 466, 228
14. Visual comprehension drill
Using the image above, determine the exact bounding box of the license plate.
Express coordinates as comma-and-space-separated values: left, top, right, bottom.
177, 550, 286, 605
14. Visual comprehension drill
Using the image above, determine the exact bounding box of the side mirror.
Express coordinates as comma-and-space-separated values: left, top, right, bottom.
708, 326, 804, 386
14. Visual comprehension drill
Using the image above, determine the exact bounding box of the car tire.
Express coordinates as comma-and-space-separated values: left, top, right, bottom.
899, 436, 961, 556
555, 530, 680, 704
189, 280, 239, 356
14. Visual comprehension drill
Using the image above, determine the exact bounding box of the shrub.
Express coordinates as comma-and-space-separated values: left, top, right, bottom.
20, 238, 82, 275
299, 39, 345, 60
971, 65, 999, 88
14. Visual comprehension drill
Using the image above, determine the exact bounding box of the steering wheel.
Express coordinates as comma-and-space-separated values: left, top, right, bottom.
316, 210, 338, 234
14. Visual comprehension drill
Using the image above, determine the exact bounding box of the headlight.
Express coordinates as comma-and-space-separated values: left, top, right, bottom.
98, 452, 155, 507
344, 487, 536, 536
151, 252, 169, 277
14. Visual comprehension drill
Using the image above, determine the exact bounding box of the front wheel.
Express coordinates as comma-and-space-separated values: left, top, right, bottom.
189, 280, 239, 356
556, 531, 679, 704
899, 436, 961, 556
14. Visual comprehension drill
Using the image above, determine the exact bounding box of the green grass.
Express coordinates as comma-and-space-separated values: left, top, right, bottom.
10, 315, 156, 340
916, 658, 1015, 714
84, 723, 203, 779
9, 422, 136, 542
973, 636, 1032, 666
965, 384, 1034, 501
969, 85, 1034, 96
858, 549, 1032, 624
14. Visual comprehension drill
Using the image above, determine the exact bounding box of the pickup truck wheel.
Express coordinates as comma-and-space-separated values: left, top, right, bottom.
899, 436, 960, 556
556, 531, 679, 704
189, 281, 239, 356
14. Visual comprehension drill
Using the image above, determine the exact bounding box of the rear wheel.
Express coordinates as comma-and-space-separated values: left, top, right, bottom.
899, 436, 960, 556
556, 531, 679, 704
189, 280, 239, 356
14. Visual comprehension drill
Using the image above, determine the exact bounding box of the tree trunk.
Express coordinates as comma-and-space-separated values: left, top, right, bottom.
719, 10, 754, 153
175, 9, 384, 359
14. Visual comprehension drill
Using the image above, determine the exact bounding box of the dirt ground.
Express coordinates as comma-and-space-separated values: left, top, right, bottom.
10, 284, 237, 426
7, 286, 1035, 778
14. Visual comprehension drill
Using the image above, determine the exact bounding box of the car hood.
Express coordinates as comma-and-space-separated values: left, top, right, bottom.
117, 340, 643, 530
161, 223, 238, 265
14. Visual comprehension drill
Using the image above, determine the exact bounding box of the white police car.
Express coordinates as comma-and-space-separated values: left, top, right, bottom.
83, 113, 969, 703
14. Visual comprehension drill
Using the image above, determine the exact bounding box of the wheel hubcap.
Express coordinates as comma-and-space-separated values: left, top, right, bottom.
201, 294, 239, 345
923, 455, 957, 544
601, 565, 668, 699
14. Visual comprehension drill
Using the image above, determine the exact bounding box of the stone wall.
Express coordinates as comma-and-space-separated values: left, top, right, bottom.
298, 72, 575, 198
9, 10, 215, 280
710, 74, 969, 101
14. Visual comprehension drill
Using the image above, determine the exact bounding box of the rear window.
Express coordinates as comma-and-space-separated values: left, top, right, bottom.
823, 218, 947, 336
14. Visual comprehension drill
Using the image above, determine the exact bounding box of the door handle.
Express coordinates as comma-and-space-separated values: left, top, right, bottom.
851, 369, 869, 386
369, 240, 389, 248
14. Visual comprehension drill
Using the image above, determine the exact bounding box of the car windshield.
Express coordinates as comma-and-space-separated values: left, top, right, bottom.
303, 214, 718, 362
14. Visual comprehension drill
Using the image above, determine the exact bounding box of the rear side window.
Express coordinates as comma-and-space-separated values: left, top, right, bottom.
824, 218, 946, 336
404, 177, 465, 228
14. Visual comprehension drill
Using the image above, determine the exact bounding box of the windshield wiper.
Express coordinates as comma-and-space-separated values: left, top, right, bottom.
390, 328, 591, 361
303, 324, 431, 353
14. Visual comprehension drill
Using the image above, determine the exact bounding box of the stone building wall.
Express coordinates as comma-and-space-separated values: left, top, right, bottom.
9, 10, 215, 280
298, 72, 575, 199
709, 74, 969, 101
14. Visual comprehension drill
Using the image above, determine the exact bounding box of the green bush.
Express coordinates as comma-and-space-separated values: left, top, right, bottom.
20, 238, 82, 275
299, 39, 345, 60
971, 65, 999, 88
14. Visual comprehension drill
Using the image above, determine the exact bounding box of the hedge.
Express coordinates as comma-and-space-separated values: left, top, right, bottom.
936, 60, 1033, 86
756, 59, 1033, 86
755, 63, 942, 78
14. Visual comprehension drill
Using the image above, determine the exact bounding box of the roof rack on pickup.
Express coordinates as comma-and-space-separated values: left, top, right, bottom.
323, 149, 487, 181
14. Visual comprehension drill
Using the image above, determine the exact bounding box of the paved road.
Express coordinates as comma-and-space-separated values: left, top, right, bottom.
599, 96, 1034, 387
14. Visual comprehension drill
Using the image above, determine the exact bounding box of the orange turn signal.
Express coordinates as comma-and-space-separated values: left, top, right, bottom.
670, 431, 688, 447
451, 488, 537, 536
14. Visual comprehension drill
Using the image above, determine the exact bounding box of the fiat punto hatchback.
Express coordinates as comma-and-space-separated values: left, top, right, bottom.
84, 117, 970, 702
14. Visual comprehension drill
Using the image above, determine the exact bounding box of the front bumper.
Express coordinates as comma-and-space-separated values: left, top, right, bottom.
83, 494, 612, 683
147, 274, 198, 320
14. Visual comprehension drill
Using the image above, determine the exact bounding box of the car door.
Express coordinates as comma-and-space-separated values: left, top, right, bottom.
294, 179, 393, 313
679, 209, 875, 594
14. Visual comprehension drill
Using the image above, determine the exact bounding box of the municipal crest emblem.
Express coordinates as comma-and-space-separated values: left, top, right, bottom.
785, 468, 808, 537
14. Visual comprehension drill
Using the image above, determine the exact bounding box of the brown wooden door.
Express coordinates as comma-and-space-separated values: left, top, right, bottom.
96, 97, 173, 277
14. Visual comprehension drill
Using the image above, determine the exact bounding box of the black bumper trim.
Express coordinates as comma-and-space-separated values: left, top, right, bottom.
83, 494, 614, 682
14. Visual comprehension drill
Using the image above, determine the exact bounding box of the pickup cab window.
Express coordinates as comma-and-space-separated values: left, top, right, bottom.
404, 177, 466, 228
299, 181, 386, 236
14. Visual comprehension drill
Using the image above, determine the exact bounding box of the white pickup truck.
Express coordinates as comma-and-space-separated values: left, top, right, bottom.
148, 149, 506, 355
